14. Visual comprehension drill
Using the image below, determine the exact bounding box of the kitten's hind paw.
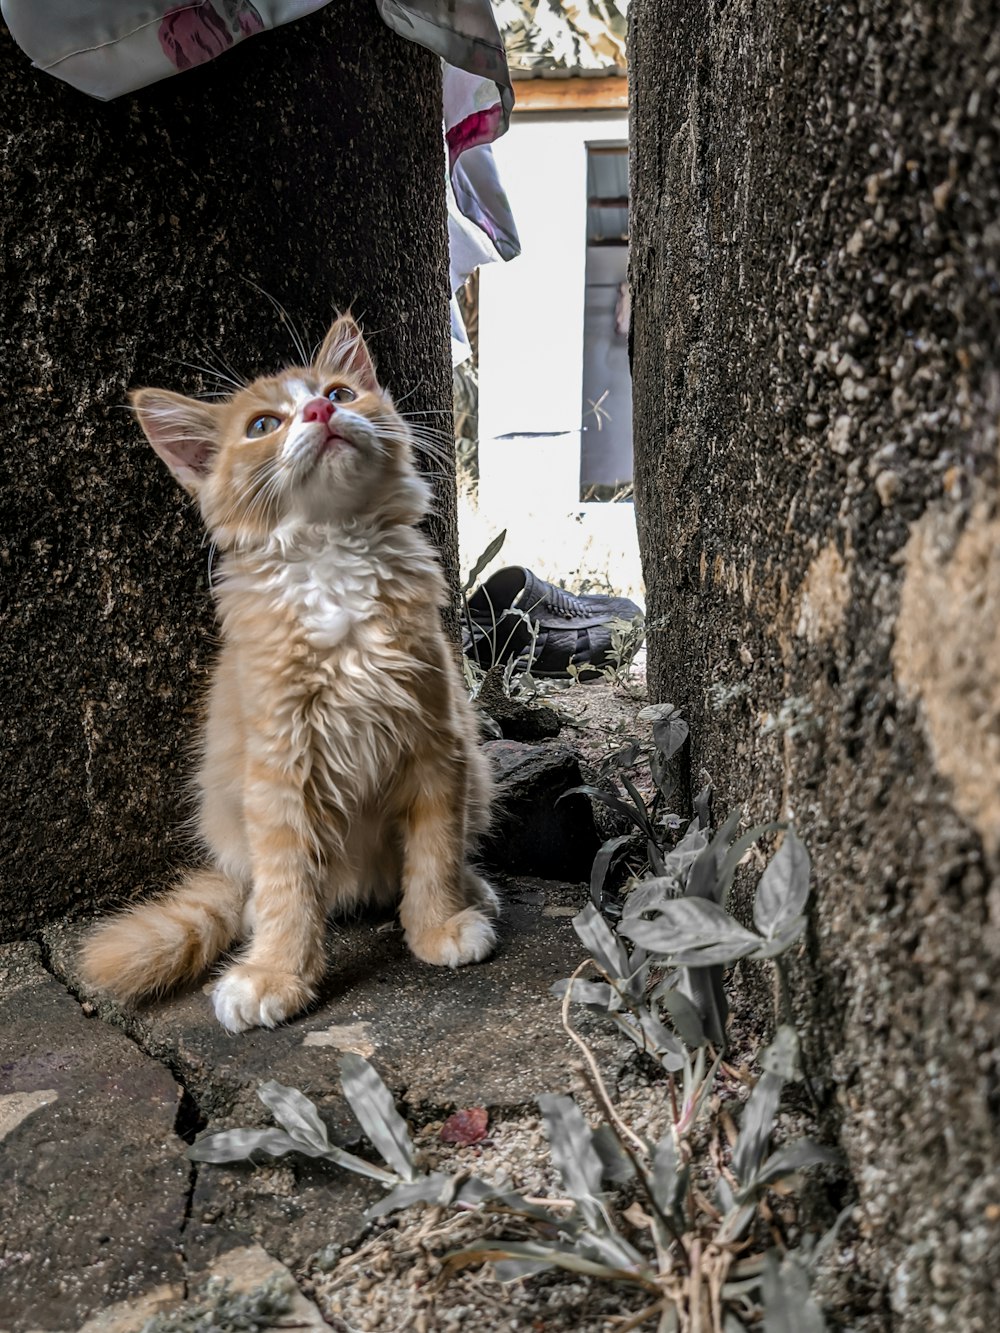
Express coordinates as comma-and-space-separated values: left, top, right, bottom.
211, 965, 315, 1033
462, 871, 501, 918
406, 908, 497, 969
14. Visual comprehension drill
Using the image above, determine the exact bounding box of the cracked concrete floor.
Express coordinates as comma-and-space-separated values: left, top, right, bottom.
1, 877, 632, 1332
1, 679, 651, 1332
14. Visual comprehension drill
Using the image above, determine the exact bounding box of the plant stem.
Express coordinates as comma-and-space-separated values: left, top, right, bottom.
615, 1300, 667, 1332
561, 962, 692, 1272
775, 958, 820, 1111
561, 962, 647, 1156
667, 1072, 680, 1126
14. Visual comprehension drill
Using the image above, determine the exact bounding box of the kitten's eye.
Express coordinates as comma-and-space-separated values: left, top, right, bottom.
326, 385, 357, 404
246, 415, 282, 438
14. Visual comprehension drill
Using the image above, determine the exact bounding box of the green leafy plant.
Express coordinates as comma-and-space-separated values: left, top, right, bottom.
565, 613, 646, 690
565, 703, 819, 1060
595, 612, 648, 689
541, 760, 839, 1326
460, 529, 507, 699
562, 701, 692, 918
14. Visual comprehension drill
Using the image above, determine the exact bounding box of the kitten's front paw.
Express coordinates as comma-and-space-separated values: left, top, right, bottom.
211, 965, 314, 1033
406, 908, 497, 969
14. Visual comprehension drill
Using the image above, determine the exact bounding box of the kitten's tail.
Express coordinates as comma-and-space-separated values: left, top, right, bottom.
78, 868, 245, 1002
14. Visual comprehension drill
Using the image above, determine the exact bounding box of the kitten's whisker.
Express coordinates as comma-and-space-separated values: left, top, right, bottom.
416, 433, 460, 451
408, 438, 452, 462
377, 435, 453, 470
212, 458, 283, 533
244, 461, 288, 529
372, 431, 437, 463
408, 436, 455, 459
251, 471, 286, 526
392, 379, 427, 409
405, 423, 458, 443
244, 279, 311, 367
206, 539, 219, 589
394, 416, 457, 444
203, 345, 248, 389
173, 356, 245, 394
196, 342, 247, 386
378, 426, 454, 466
375, 411, 454, 441
233, 465, 283, 531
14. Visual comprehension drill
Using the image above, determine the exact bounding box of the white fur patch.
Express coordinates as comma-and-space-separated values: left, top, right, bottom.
223, 523, 438, 653
411, 908, 497, 969
283, 378, 314, 409
269, 537, 377, 649
466, 874, 501, 919
446, 909, 497, 966
212, 972, 282, 1033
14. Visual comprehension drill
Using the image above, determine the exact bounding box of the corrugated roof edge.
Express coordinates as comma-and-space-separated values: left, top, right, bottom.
509, 65, 626, 80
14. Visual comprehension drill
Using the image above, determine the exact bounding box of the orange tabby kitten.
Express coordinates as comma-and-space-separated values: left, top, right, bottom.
80, 316, 498, 1032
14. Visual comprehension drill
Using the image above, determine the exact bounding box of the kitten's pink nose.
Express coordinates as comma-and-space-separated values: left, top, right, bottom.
302, 397, 335, 424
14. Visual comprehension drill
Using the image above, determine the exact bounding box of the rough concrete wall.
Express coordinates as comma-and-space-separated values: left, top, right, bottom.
630, 2, 999, 1327
1, 7, 455, 940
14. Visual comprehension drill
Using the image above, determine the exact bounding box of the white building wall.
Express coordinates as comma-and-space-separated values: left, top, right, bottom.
469, 108, 643, 602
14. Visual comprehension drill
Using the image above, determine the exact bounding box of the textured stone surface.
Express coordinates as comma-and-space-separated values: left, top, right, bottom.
0, 943, 189, 1333
0, 6, 455, 941
75, 1244, 329, 1333
44, 877, 609, 1129
630, 2, 1000, 1327
6, 874, 619, 1330
476, 667, 564, 741
173, 870, 625, 1275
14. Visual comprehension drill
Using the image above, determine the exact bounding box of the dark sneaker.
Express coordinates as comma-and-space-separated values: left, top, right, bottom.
463, 565, 643, 678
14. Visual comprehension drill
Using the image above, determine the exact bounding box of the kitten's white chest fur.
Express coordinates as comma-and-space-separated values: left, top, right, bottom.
220, 520, 438, 653
271, 534, 379, 650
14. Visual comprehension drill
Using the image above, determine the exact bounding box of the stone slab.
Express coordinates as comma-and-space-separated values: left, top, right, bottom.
482, 741, 600, 879
45, 877, 616, 1126
77, 1244, 327, 1333
0, 943, 189, 1333
25, 878, 626, 1310
165, 874, 624, 1276
183, 1149, 377, 1277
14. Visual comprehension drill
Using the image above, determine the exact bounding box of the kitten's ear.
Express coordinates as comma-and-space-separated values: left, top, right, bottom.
315, 315, 379, 393
130, 389, 220, 495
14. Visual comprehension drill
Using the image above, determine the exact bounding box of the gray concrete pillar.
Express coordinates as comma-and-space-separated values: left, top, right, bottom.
630, 2, 1000, 1324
